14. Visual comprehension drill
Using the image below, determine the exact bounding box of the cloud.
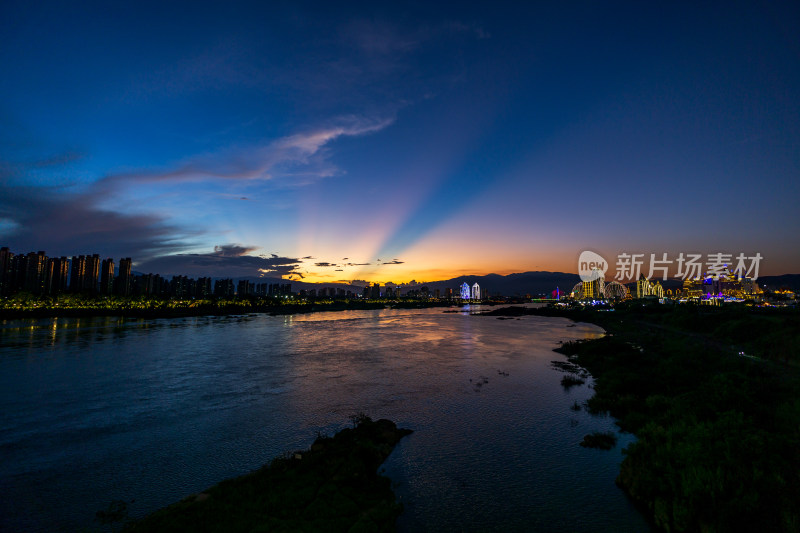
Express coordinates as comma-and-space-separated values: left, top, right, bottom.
213, 244, 257, 257
0, 112, 393, 268
314, 262, 338, 267
0, 154, 194, 259
93, 115, 394, 192
382, 259, 405, 265
0, 181, 191, 260
136, 244, 303, 278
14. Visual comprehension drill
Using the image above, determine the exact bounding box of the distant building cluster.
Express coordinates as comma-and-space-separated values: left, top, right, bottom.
231, 280, 292, 299
0, 247, 134, 297
569, 270, 631, 300
0, 247, 295, 299
0, 246, 493, 302
458, 282, 483, 300
567, 265, 765, 306
679, 268, 763, 303
300, 281, 488, 301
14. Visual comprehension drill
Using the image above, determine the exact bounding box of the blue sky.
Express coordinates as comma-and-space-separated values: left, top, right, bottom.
1, 1, 798, 281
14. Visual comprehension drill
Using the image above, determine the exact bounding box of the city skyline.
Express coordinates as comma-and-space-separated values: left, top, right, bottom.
0, 245, 497, 299
2, 2, 799, 282
3, 244, 794, 301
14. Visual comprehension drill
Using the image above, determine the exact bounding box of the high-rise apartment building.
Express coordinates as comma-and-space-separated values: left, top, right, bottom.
23, 251, 47, 295
100, 258, 115, 295
69, 255, 86, 292
49, 257, 70, 294
117, 258, 132, 296
83, 254, 100, 292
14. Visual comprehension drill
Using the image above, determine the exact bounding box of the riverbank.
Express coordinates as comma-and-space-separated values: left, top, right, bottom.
483, 304, 800, 532
0, 299, 479, 320
121, 417, 412, 532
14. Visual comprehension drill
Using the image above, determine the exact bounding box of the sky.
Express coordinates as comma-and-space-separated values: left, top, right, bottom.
1, 1, 799, 283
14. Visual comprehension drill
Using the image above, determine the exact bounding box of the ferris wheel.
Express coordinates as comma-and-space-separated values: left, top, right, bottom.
570, 282, 584, 298
603, 281, 629, 300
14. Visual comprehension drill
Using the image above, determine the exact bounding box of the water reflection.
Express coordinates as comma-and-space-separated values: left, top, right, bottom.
0, 307, 648, 532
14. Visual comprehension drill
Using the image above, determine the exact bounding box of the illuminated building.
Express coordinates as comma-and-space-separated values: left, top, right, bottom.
636, 274, 663, 299
571, 273, 605, 300
471, 282, 480, 300
652, 281, 664, 298
24, 251, 48, 295
100, 258, 114, 295
267, 283, 292, 297
460, 282, 470, 300
681, 267, 764, 302
570, 269, 605, 300
69, 255, 86, 292
84, 254, 100, 292
49, 256, 70, 295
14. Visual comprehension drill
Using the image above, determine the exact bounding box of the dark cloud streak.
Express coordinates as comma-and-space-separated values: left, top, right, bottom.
0, 183, 191, 260
136, 244, 303, 278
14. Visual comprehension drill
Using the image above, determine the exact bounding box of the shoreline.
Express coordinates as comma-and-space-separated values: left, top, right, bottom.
483, 304, 800, 532
0, 299, 501, 321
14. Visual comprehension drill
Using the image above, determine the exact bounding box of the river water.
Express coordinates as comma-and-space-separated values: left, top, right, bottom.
0, 306, 651, 532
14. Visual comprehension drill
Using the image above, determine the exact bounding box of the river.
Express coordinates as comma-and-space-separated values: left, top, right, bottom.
0, 305, 651, 531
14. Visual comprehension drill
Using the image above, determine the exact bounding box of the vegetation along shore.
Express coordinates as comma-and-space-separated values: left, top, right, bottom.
483, 303, 800, 532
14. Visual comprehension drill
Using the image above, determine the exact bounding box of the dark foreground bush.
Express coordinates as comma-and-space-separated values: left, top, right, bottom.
579, 431, 617, 450
123, 418, 412, 533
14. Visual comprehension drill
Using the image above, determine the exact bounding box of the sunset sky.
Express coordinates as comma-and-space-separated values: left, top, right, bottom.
1, 1, 799, 282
